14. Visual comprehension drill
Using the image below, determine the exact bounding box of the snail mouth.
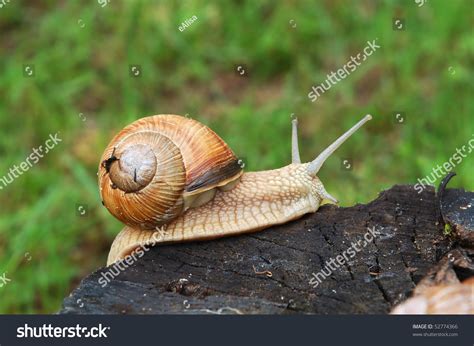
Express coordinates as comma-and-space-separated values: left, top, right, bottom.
108, 144, 157, 193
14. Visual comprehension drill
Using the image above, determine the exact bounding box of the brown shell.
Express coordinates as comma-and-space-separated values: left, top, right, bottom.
98, 114, 243, 229
391, 278, 474, 314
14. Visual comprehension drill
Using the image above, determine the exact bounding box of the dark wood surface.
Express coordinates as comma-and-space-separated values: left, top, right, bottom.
61, 185, 473, 314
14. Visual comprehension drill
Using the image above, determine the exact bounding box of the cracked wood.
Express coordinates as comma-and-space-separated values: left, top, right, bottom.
61, 185, 471, 314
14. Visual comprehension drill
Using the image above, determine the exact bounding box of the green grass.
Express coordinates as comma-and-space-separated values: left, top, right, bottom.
0, 0, 472, 313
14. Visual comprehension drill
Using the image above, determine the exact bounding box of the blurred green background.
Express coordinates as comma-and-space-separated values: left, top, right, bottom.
0, 0, 472, 313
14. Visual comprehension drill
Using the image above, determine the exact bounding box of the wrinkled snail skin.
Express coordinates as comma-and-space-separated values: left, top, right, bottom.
101, 114, 373, 265
107, 163, 326, 264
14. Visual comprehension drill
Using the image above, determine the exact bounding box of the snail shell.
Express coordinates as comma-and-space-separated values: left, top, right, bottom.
391, 277, 474, 314
98, 114, 243, 229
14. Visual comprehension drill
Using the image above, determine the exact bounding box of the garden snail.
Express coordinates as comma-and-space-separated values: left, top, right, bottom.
99, 114, 372, 265
391, 278, 474, 314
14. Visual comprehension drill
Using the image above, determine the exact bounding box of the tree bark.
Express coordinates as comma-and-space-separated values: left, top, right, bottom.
61, 185, 473, 314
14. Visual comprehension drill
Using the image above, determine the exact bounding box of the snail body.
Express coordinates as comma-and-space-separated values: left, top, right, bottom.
100, 114, 372, 265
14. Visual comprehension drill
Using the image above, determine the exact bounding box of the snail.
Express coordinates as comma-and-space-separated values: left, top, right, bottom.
391, 278, 474, 314
99, 114, 372, 265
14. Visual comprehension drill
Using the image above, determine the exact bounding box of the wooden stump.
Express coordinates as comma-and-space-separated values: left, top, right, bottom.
61, 185, 473, 314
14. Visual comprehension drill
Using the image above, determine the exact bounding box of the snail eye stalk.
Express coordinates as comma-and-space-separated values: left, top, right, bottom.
306, 114, 372, 176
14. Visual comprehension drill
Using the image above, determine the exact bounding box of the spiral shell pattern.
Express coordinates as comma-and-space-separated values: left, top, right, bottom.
98, 115, 243, 229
